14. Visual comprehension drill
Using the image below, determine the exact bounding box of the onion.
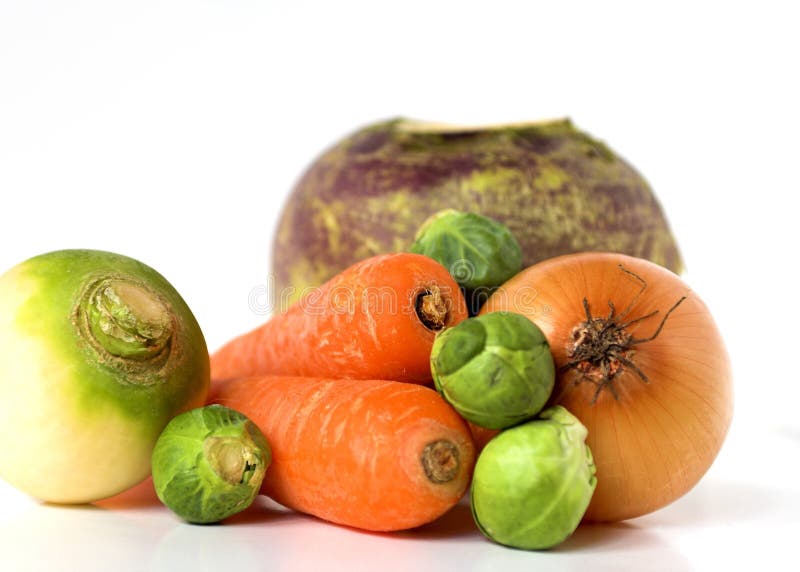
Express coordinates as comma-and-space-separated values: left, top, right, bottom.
481, 252, 733, 522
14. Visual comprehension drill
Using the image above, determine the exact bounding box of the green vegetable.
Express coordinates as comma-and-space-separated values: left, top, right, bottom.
0, 250, 209, 504
152, 405, 271, 524
430, 312, 555, 429
409, 209, 522, 314
471, 406, 597, 550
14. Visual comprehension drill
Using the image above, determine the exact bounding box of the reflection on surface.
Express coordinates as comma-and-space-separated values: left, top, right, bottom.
0, 495, 692, 571
634, 478, 797, 528
7, 484, 773, 571
398, 501, 480, 540
1, 502, 171, 571
94, 477, 161, 509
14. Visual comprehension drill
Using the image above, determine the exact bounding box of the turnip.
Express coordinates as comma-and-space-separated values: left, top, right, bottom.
0, 250, 210, 503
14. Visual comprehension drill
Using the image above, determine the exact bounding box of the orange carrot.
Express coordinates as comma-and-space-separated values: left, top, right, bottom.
209, 375, 476, 532
211, 253, 468, 384
467, 421, 501, 453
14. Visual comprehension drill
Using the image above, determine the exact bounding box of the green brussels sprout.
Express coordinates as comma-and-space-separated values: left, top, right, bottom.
471, 406, 597, 550
409, 209, 522, 314
430, 311, 555, 429
152, 405, 271, 524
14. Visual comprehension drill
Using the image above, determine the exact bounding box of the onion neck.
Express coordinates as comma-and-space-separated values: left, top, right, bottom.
560, 282, 686, 404
80, 278, 173, 363
564, 311, 634, 403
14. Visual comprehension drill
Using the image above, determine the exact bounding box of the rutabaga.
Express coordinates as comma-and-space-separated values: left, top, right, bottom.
0, 250, 210, 503
271, 118, 684, 309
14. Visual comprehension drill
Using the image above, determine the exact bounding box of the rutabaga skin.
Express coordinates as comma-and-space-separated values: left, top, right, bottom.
471, 406, 597, 550
0, 250, 210, 503
272, 117, 684, 309
152, 405, 271, 524
430, 312, 555, 429
410, 209, 522, 314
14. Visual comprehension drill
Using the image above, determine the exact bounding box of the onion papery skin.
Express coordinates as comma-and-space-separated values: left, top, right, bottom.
481, 252, 733, 522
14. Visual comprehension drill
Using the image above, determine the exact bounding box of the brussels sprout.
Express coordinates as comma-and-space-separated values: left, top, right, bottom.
471, 406, 597, 550
152, 405, 271, 524
409, 209, 522, 313
430, 312, 555, 429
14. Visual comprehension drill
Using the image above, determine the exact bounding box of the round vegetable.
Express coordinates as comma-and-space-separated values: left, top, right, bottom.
272, 117, 683, 308
481, 252, 734, 522
0, 250, 210, 503
409, 209, 522, 313
471, 406, 597, 550
152, 405, 271, 524
430, 312, 555, 429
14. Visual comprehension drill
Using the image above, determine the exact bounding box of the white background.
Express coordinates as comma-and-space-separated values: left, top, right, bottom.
1, 1, 798, 570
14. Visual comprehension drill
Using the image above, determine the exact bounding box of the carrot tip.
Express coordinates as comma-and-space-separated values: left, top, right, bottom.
421, 439, 459, 484
416, 285, 448, 331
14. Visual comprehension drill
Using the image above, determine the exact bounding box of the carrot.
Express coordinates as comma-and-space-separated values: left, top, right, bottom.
209, 375, 476, 532
467, 421, 501, 453
211, 253, 468, 384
